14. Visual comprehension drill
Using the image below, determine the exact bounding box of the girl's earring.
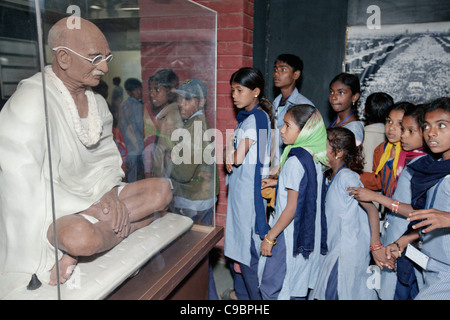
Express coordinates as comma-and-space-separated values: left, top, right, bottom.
335, 156, 339, 160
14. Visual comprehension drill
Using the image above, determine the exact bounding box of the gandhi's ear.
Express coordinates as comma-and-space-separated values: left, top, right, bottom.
53, 49, 72, 70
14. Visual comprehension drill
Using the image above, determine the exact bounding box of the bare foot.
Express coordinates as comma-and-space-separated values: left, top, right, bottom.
49, 253, 78, 285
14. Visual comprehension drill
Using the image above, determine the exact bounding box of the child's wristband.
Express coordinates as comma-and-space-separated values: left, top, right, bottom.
392, 241, 402, 257
390, 200, 400, 213
264, 234, 277, 246
370, 242, 384, 251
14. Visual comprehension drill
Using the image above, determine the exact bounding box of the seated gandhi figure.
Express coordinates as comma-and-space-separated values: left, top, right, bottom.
0, 17, 172, 286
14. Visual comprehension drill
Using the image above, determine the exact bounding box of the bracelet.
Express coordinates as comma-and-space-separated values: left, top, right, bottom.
392, 241, 402, 257
370, 242, 384, 251
264, 234, 277, 246
390, 200, 400, 214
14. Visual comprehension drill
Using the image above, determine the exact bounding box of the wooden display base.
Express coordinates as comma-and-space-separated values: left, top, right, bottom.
107, 224, 224, 300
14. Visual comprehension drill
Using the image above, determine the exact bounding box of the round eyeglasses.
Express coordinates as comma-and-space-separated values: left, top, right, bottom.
52, 46, 113, 66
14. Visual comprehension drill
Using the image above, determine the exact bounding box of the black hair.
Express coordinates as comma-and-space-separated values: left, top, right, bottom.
422, 97, 450, 158
424, 97, 450, 114
148, 69, 179, 89
385, 101, 413, 124
390, 101, 413, 113
364, 92, 394, 124
148, 69, 179, 103
327, 127, 365, 173
330, 73, 361, 112
113, 77, 121, 85
275, 54, 304, 73
403, 103, 425, 128
285, 104, 316, 129
230, 67, 274, 128
330, 73, 360, 95
275, 54, 303, 89
124, 78, 142, 92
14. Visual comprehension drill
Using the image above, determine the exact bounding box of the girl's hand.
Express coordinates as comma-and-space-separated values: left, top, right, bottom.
261, 178, 277, 189
385, 243, 401, 262
260, 239, 273, 257
371, 247, 395, 270
347, 186, 376, 202
408, 209, 450, 233
225, 149, 235, 173
224, 134, 235, 173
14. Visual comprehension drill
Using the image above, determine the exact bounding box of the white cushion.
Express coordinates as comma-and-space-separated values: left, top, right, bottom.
0, 213, 193, 300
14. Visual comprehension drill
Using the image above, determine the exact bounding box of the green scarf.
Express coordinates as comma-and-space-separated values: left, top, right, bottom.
279, 110, 329, 169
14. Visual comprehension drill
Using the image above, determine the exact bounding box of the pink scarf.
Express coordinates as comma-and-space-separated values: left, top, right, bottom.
395, 147, 428, 188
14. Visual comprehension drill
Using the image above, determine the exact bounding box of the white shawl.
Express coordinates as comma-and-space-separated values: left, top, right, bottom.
0, 66, 125, 275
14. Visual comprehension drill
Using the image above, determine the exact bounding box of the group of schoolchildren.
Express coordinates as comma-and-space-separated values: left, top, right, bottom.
222, 54, 450, 300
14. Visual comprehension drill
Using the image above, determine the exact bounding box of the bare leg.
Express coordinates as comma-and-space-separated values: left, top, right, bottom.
119, 178, 172, 221
47, 178, 172, 285
48, 215, 155, 285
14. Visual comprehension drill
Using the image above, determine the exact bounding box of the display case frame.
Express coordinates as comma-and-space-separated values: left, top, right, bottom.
0, 0, 219, 300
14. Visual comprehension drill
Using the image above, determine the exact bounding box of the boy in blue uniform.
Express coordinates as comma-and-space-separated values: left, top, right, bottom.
272, 54, 314, 174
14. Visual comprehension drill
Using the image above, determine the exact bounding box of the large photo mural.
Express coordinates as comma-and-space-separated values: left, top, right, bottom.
345, 21, 450, 113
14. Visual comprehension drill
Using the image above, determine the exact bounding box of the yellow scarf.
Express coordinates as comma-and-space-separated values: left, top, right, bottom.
375, 141, 402, 179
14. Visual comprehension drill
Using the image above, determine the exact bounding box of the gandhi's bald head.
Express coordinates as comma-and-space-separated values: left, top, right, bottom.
48, 17, 107, 50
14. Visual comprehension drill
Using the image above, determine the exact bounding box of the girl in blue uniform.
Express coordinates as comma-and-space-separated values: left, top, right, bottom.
385, 97, 450, 300
328, 73, 364, 146
224, 67, 272, 300
258, 104, 329, 300
348, 104, 428, 299
312, 127, 379, 300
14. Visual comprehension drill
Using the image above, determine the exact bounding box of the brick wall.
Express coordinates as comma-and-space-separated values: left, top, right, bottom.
139, 0, 255, 248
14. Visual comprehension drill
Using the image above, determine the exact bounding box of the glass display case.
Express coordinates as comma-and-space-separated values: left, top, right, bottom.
0, 0, 220, 300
